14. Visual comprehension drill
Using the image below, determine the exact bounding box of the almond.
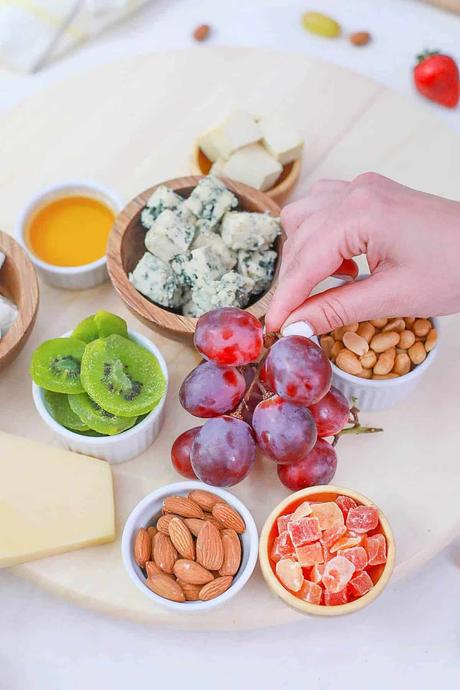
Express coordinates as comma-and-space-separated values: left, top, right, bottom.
146, 575, 185, 602
147, 526, 158, 538
145, 560, 163, 578
188, 489, 224, 512
199, 576, 233, 601
163, 496, 204, 519
134, 528, 151, 568
156, 514, 180, 534
219, 529, 241, 576
193, 24, 210, 42
153, 532, 178, 574
178, 581, 202, 601
212, 502, 245, 533
184, 518, 206, 537
202, 513, 225, 530
173, 559, 214, 585
168, 517, 195, 560
196, 521, 224, 570
350, 31, 371, 46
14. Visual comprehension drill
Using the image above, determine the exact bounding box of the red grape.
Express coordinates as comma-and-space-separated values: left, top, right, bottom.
171, 428, 200, 479
194, 307, 263, 366
258, 359, 273, 392
191, 415, 256, 487
265, 335, 332, 405
179, 361, 246, 417
252, 395, 317, 464
277, 438, 337, 490
308, 386, 349, 437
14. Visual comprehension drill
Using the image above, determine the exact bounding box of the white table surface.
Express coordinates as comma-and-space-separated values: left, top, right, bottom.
0, 0, 459, 687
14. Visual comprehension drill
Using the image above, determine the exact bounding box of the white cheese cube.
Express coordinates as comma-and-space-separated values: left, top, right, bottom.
191, 230, 236, 271
170, 245, 228, 288
191, 271, 255, 316
211, 110, 262, 159
129, 252, 187, 308
260, 119, 304, 165
237, 249, 277, 294
217, 143, 282, 192
221, 211, 280, 251
141, 185, 188, 229
197, 128, 221, 163
185, 176, 238, 233
144, 209, 196, 263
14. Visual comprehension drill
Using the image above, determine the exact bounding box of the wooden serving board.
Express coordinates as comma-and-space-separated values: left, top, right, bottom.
0, 48, 459, 630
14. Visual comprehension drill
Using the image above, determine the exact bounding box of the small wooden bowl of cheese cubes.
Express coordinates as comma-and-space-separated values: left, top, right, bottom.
0, 230, 39, 372
192, 110, 303, 206
107, 175, 283, 341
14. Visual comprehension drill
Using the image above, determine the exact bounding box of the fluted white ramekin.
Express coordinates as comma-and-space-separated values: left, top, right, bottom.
325, 317, 440, 411
122, 481, 259, 613
15, 180, 123, 290
32, 329, 168, 464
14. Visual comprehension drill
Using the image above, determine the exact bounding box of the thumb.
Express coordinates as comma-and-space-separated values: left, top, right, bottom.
281, 272, 400, 336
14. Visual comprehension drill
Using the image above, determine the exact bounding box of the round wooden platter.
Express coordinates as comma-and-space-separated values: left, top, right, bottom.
0, 47, 459, 631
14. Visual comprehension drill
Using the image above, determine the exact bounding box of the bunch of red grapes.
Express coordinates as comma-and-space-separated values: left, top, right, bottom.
171, 307, 350, 490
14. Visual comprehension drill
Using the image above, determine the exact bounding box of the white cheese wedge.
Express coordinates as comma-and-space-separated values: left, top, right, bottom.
210, 110, 262, 159
215, 144, 282, 192
0, 431, 115, 567
197, 128, 221, 163
260, 119, 304, 165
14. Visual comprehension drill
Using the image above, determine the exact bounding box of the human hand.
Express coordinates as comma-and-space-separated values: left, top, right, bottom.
266, 173, 460, 335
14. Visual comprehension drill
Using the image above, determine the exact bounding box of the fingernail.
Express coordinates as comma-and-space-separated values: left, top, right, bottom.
281, 321, 314, 338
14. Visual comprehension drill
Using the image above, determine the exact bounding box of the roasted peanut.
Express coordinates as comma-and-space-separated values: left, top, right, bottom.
373, 348, 396, 376
393, 352, 411, 376
342, 331, 369, 356
335, 349, 363, 376
404, 317, 415, 327
398, 329, 416, 350
425, 328, 437, 352
382, 318, 405, 333
413, 318, 431, 337
370, 331, 400, 353
370, 318, 388, 328
360, 350, 377, 369
333, 323, 359, 340
357, 367, 373, 379
408, 341, 427, 365
357, 321, 375, 343
372, 373, 399, 380
319, 335, 335, 358
330, 340, 344, 361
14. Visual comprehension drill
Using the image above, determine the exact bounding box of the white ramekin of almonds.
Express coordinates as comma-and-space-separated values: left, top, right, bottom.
319, 316, 439, 411
121, 481, 258, 612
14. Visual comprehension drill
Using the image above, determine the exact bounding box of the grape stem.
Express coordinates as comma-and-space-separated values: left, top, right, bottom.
332, 405, 383, 447
232, 353, 270, 420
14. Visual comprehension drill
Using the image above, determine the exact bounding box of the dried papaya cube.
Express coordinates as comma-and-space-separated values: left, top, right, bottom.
365, 533, 387, 565
292, 501, 312, 519
276, 558, 303, 592
277, 513, 293, 534
337, 546, 368, 571
335, 495, 357, 518
321, 523, 346, 548
346, 505, 379, 534
271, 531, 294, 562
329, 534, 362, 553
349, 570, 373, 597
297, 579, 322, 605
310, 501, 344, 530
322, 555, 355, 593
288, 516, 321, 546
295, 542, 324, 567
324, 588, 349, 606
310, 563, 325, 584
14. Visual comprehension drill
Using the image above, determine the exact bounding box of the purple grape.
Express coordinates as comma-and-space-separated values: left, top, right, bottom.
179, 361, 246, 418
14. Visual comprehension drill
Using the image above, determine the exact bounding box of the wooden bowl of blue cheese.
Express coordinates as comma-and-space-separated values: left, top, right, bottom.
106, 175, 283, 341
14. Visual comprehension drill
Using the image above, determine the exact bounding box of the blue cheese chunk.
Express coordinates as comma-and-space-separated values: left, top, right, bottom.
184, 176, 238, 233
129, 252, 187, 308
141, 185, 186, 230
145, 209, 196, 263
182, 298, 200, 318
237, 249, 277, 294
170, 246, 228, 288
191, 271, 255, 316
221, 211, 280, 251
191, 231, 236, 271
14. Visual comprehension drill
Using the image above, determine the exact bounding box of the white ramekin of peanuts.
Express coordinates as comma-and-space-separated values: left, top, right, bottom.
121, 481, 259, 612
319, 316, 439, 411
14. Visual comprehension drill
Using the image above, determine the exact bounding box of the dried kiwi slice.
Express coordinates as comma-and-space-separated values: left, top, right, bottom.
81, 334, 166, 416
43, 390, 89, 431
68, 393, 137, 435
72, 311, 128, 343
30, 338, 86, 394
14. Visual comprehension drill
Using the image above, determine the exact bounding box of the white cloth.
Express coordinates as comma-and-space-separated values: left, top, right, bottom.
0, 0, 150, 72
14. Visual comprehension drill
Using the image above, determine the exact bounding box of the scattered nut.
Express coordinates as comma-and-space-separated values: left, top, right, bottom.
193, 24, 210, 42
349, 31, 371, 46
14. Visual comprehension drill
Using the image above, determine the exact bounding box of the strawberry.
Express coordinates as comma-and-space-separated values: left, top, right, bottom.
413, 51, 459, 108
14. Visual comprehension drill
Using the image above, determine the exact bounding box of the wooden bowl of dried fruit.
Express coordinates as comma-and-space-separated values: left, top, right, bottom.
107, 176, 283, 343
0, 230, 39, 372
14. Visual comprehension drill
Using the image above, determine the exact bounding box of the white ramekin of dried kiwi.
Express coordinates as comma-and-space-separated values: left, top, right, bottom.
318, 316, 440, 411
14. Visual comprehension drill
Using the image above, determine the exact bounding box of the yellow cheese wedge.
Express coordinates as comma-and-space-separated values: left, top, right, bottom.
0, 431, 115, 567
